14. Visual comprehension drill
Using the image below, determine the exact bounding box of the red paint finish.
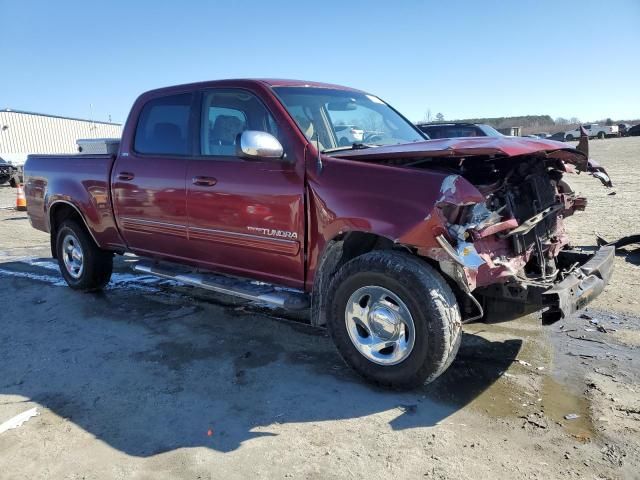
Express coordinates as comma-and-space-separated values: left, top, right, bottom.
23, 154, 125, 249
185, 158, 305, 286
23, 79, 601, 295
111, 153, 189, 259
334, 136, 588, 166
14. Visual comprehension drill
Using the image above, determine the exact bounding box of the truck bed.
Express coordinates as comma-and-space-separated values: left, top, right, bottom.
24, 153, 122, 249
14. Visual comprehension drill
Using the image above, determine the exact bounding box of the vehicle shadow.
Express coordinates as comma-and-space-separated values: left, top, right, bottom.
0, 258, 522, 456
620, 247, 640, 266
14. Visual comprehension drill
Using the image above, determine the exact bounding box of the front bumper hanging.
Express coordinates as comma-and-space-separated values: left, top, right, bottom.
542, 245, 615, 324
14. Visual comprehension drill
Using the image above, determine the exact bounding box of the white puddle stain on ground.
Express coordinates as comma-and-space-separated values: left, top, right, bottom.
0, 258, 182, 294
0, 408, 39, 435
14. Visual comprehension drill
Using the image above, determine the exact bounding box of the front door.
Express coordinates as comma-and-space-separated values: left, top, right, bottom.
112, 92, 194, 259
186, 88, 305, 288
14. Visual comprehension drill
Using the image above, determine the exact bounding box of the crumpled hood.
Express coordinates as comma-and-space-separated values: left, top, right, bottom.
333, 136, 588, 169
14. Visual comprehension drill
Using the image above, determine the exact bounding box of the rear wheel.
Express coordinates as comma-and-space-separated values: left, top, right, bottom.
598, 131, 606, 139
566, 134, 574, 141
326, 250, 462, 389
56, 220, 113, 291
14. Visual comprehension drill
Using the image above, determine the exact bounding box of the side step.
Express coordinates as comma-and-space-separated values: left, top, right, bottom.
133, 262, 310, 310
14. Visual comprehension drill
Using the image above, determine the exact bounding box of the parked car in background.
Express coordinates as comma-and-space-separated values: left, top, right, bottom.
627, 124, 640, 136
334, 124, 364, 145
618, 123, 631, 136
565, 124, 618, 140
548, 132, 567, 142
24, 79, 614, 388
0, 157, 20, 186
416, 122, 503, 139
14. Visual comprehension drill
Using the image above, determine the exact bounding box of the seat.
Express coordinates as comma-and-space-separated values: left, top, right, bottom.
209, 115, 245, 156
295, 115, 325, 151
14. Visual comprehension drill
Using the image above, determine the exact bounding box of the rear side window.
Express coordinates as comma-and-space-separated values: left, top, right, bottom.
134, 93, 193, 155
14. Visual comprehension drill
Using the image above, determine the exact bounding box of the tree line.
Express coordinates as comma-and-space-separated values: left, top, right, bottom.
418, 112, 639, 135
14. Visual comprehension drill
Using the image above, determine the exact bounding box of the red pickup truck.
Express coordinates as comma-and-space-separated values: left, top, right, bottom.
24, 79, 614, 388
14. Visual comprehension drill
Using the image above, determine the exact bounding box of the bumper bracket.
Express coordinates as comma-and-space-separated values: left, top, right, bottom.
541, 246, 615, 324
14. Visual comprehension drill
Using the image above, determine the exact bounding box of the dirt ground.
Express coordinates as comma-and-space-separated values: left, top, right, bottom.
0, 137, 638, 480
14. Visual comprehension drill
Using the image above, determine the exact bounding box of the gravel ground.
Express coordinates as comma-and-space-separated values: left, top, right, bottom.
0, 137, 638, 479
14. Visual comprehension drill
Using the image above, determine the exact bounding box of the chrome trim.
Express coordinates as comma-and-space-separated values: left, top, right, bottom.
188, 226, 300, 255
189, 226, 295, 245
119, 217, 184, 228
238, 130, 284, 159
119, 217, 187, 238
345, 285, 415, 365
134, 264, 288, 307
118, 218, 299, 255
61, 232, 84, 279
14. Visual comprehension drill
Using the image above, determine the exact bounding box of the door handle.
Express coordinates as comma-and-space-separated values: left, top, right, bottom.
118, 172, 135, 181
192, 176, 217, 187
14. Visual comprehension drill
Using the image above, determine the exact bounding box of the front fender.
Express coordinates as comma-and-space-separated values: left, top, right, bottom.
305, 156, 484, 287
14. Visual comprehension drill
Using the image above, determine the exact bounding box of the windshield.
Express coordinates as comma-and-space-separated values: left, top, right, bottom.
476, 124, 503, 137
273, 87, 425, 152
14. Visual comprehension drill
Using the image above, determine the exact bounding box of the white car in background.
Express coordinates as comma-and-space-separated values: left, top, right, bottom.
565, 124, 618, 140
334, 124, 364, 145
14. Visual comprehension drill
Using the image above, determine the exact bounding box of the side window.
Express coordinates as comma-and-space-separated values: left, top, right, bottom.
134, 93, 193, 155
200, 89, 279, 157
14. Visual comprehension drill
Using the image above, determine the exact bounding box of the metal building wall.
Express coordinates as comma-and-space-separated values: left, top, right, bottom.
0, 110, 123, 164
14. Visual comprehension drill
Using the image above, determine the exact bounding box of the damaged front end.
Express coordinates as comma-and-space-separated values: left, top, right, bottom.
418, 153, 613, 324
335, 135, 614, 324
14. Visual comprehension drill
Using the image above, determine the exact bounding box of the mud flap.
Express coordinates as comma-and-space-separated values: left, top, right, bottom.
541, 246, 615, 324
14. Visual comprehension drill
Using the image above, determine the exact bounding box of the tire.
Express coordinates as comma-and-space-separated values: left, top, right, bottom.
565, 134, 574, 141
0, 175, 9, 185
326, 250, 462, 389
598, 131, 605, 139
55, 220, 113, 291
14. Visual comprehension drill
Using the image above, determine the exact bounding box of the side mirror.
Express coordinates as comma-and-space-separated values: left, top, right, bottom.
237, 130, 284, 159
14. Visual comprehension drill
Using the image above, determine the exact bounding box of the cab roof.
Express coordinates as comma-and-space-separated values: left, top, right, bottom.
143, 78, 364, 97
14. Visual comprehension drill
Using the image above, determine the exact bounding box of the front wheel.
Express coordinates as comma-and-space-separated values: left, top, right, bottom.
56, 220, 113, 291
326, 251, 462, 389
565, 134, 574, 141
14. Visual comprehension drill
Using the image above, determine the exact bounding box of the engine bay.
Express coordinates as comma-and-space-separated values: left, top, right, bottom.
382, 153, 590, 290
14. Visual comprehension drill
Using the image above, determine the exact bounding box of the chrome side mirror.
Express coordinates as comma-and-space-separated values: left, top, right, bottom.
237, 130, 284, 159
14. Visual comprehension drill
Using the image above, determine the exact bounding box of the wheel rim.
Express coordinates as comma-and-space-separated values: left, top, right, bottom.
345, 285, 416, 365
61, 233, 84, 279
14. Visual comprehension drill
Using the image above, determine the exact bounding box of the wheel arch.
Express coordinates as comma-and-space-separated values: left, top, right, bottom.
311, 230, 411, 327
48, 201, 100, 259
310, 229, 471, 327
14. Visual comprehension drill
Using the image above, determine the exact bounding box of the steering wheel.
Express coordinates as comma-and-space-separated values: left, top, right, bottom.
365, 133, 384, 143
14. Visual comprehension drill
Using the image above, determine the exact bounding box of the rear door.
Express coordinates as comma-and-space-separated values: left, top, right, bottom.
112, 92, 195, 259
185, 88, 305, 288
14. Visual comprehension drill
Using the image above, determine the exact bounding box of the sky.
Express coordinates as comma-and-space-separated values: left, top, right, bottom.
2, 0, 639, 124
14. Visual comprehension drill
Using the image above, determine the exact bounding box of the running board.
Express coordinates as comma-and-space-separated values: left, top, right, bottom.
133, 262, 310, 310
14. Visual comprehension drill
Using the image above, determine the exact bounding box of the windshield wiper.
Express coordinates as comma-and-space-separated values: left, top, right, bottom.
322, 143, 375, 153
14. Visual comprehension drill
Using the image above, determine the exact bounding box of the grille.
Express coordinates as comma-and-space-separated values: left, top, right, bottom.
507, 172, 559, 253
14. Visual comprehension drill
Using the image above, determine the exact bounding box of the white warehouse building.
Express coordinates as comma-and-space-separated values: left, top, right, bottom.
0, 108, 123, 166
